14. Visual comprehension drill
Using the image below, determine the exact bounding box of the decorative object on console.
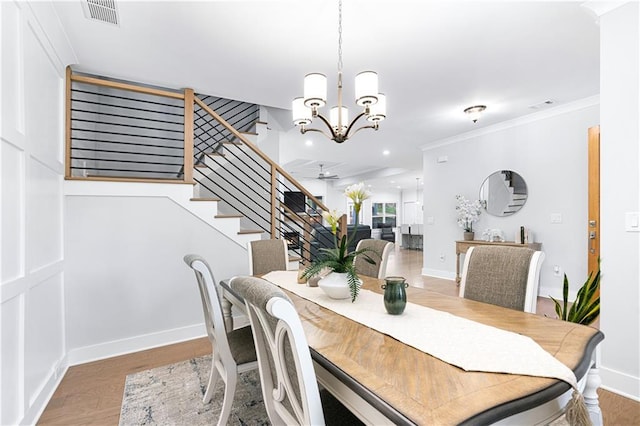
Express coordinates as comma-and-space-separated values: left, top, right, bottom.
291, 0, 386, 143
455, 194, 483, 240
482, 228, 505, 242
302, 183, 377, 302
381, 276, 409, 315
515, 226, 534, 244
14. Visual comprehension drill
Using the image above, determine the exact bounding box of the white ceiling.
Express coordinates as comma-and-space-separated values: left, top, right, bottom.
52, 0, 600, 191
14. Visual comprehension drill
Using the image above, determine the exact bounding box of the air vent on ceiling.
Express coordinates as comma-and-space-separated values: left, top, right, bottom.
528, 99, 555, 110
82, 0, 119, 26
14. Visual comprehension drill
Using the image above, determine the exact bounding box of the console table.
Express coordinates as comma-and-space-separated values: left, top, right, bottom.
455, 240, 543, 283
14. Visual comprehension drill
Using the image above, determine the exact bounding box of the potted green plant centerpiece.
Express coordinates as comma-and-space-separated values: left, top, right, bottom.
455, 194, 483, 240
301, 182, 378, 302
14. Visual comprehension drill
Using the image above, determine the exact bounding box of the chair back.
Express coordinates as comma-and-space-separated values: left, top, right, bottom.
229, 276, 325, 426
459, 246, 545, 313
354, 239, 394, 279
248, 239, 289, 275
183, 255, 235, 369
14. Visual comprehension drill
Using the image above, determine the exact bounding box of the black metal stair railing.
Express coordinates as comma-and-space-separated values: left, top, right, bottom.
68, 78, 186, 180
192, 98, 333, 264
65, 69, 333, 262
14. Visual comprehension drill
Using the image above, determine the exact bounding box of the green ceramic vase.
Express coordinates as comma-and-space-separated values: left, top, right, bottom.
382, 276, 408, 315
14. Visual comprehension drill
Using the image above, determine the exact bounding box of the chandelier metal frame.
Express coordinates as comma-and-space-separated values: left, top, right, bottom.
292, 0, 386, 144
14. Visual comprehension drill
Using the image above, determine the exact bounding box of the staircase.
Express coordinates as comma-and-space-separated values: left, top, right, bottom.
64, 68, 329, 263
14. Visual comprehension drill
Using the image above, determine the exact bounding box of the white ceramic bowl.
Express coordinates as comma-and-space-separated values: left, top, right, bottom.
318, 272, 362, 300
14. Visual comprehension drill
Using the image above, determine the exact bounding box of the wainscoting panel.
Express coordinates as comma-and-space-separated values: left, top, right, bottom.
0, 293, 25, 425
1, 140, 25, 283
0, 1, 74, 424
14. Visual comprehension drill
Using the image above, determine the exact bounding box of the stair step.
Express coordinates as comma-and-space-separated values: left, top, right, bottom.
203, 151, 226, 157
190, 197, 221, 202
215, 214, 243, 219
221, 139, 243, 145
289, 255, 302, 262
237, 229, 263, 235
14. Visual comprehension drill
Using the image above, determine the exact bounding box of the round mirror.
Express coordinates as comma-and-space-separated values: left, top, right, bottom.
479, 170, 527, 216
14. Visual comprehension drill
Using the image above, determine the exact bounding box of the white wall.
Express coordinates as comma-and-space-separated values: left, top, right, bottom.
64, 194, 248, 363
598, 1, 639, 400
0, 1, 75, 424
421, 100, 599, 300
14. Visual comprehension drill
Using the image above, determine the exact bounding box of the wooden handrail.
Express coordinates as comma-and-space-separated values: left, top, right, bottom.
70, 73, 184, 100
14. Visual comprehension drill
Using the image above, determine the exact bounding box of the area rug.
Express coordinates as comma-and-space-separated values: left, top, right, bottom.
118, 355, 269, 425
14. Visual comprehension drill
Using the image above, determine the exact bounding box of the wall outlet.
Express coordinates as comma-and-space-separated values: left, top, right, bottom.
439, 253, 445, 262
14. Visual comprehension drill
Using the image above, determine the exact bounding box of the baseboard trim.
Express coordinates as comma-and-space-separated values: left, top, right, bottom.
66, 323, 206, 366
539, 285, 578, 302
23, 355, 69, 425
422, 268, 455, 280
600, 366, 640, 401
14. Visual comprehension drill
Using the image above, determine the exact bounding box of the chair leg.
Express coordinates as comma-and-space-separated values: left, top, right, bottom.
216, 369, 237, 426
203, 354, 221, 403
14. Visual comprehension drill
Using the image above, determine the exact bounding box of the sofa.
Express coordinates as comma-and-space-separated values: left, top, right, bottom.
309, 224, 372, 261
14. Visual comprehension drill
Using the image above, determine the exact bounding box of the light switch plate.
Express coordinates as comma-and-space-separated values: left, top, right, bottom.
625, 212, 640, 232
550, 213, 562, 224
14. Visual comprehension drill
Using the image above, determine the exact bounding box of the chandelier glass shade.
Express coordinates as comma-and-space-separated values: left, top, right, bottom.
292, 0, 386, 144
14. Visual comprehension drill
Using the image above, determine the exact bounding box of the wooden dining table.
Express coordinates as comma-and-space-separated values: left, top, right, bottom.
220, 274, 604, 425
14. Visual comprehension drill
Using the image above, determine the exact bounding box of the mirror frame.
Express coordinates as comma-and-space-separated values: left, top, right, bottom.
479, 170, 528, 217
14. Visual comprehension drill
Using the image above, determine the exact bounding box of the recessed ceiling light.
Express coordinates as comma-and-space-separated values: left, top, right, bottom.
383, 150, 390, 155
305, 140, 313, 146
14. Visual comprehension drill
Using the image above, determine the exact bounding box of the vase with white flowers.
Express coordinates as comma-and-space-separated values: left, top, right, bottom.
455, 194, 483, 240
301, 182, 378, 302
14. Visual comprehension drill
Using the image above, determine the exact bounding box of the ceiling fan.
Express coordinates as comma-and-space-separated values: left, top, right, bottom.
316, 164, 339, 180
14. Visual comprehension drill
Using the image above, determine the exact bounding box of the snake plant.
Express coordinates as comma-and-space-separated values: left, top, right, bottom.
550, 266, 601, 325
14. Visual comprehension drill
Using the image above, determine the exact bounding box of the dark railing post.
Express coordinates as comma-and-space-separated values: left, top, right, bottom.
270, 164, 277, 238
183, 88, 194, 183
65, 66, 72, 178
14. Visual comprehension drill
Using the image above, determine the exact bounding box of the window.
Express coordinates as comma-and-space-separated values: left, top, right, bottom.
347, 202, 363, 225
372, 202, 397, 227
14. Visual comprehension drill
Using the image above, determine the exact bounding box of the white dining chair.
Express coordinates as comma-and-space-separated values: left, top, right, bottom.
247, 238, 289, 275
183, 254, 259, 426
459, 246, 545, 313
229, 275, 363, 426
354, 239, 394, 279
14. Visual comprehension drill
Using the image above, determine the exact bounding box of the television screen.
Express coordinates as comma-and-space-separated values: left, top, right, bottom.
284, 191, 306, 213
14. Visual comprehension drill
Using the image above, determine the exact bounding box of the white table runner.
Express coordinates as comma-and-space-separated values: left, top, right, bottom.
262, 270, 579, 390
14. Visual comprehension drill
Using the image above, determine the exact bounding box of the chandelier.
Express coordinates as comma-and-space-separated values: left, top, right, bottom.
292, 0, 386, 144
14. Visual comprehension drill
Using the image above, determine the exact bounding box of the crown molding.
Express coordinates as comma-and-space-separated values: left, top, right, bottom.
581, 1, 629, 18
421, 95, 600, 152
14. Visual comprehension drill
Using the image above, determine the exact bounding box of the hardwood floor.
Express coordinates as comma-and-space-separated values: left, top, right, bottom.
39, 247, 638, 425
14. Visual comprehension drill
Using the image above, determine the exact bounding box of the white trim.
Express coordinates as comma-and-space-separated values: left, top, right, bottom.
22, 355, 68, 426
599, 366, 640, 401
421, 95, 600, 151
66, 323, 206, 366
421, 268, 455, 281
581, 1, 630, 18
